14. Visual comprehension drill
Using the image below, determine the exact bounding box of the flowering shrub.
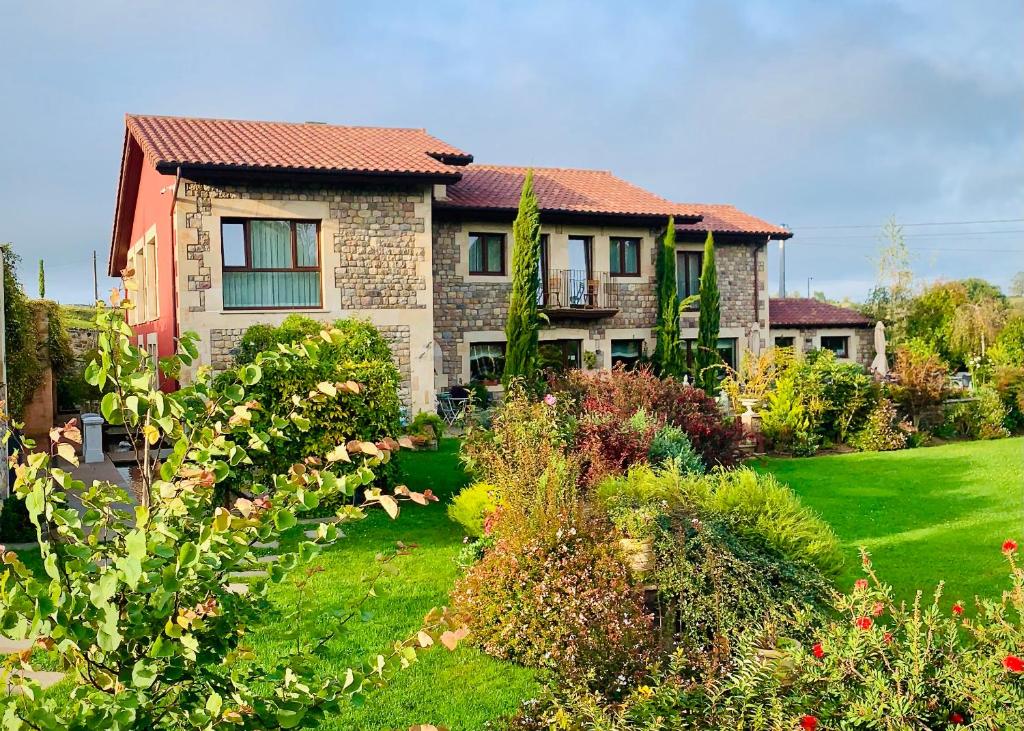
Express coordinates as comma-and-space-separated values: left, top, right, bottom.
849, 397, 911, 451
508, 547, 1024, 730
648, 425, 705, 474
450, 518, 655, 695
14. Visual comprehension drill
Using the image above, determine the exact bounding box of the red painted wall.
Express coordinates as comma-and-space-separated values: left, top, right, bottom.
124, 148, 178, 387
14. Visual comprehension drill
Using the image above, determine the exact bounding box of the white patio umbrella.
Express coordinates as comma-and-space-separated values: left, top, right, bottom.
870, 321, 888, 377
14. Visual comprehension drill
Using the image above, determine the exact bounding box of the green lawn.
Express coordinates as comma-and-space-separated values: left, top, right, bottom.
255, 438, 536, 730
754, 437, 1024, 604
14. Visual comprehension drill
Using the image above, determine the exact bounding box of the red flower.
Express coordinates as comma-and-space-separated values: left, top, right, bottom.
800, 715, 818, 730
1003, 539, 1018, 554
812, 643, 824, 659
1004, 655, 1024, 673
871, 601, 885, 617
949, 712, 964, 725
883, 631, 894, 643
854, 579, 869, 591
855, 616, 873, 630
952, 602, 964, 615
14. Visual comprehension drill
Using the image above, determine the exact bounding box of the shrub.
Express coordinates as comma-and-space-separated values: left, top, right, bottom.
889, 344, 949, 428
0, 491, 33, 542
576, 406, 658, 486
450, 517, 655, 696
598, 466, 844, 579
850, 397, 910, 451
650, 379, 743, 468
448, 481, 498, 538
518, 549, 1024, 730
408, 411, 445, 441
943, 385, 1011, 440
993, 365, 1024, 430
794, 349, 877, 443
0, 301, 461, 727
991, 313, 1024, 367
648, 425, 705, 474
760, 375, 819, 455
226, 316, 402, 493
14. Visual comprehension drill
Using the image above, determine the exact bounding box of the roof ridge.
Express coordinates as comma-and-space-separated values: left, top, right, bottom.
125, 113, 430, 133
468, 163, 614, 175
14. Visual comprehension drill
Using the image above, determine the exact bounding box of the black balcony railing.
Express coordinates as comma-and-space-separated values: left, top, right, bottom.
540, 269, 619, 316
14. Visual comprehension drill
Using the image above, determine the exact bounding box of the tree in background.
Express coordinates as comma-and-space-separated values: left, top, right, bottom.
503, 170, 542, 389
37, 258, 45, 298
3, 245, 41, 418
652, 217, 685, 378
694, 231, 721, 393
949, 298, 1007, 363
1011, 271, 1024, 298
863, 217, 914, 341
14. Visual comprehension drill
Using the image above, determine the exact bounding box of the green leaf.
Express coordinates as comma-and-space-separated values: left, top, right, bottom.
89, 571, 118, 608
151, 634, 175, 658
206, 692, 223, 717
241, 364, 262, 386
100, 392, 118, 422
125, 529, 147, 561
131, 660, 158, 689
275, 510, 297, 531
276, 708, 307, 729
177, 542, 198, 570
224, 384, 245, 402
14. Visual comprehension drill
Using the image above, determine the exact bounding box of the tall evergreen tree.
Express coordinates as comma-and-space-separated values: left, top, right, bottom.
37, 259, 45, 299
694, 231, 721, 393
503, 170, 542, 388
652, 217, 684, 377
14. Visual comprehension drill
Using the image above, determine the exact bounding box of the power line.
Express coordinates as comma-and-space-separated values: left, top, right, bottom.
790, 242, 1020, 253
791, 218, 1024, 230
800, 229, 1024, 240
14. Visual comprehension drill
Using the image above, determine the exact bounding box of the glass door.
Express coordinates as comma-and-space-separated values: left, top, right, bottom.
538, 339, 583, 372
567, 236, 592, 306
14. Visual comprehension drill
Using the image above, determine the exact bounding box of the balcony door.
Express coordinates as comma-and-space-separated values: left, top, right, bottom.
567, 236, 592, 306
538, 339, 582, 372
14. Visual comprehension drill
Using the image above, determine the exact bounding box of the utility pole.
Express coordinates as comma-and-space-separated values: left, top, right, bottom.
93, 250, 99, 302
807, 277, 814, 299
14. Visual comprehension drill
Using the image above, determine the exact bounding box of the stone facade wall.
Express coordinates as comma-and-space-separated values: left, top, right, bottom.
855, 328, 875, 368
770, 326, 875, 368
68, 328, 99, 360
432, 221, 513, 382
378, 324, 412, 405
179, 181, 428, 315
210, 328, 246, 370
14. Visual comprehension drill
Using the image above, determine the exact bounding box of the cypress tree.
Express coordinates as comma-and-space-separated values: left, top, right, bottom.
38, 259, 45, 299
652, 218, 684, 378
694, 231, 721, 393
503, 170, 542, 388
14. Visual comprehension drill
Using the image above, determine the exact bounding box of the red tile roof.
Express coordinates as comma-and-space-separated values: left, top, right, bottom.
125, 114, 471, 179
770, 298, 872, 327
677, 203, 791, 239
439, 165, 700, 219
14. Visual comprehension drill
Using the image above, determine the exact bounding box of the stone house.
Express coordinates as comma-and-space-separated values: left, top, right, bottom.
768, 298, 874, 367
108, 114, 791, 413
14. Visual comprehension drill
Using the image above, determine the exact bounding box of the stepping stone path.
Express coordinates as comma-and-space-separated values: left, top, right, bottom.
0, 638, 65, 694
252, 541, 279, 550
225, 583, 249, 596
297, 516, 345, 540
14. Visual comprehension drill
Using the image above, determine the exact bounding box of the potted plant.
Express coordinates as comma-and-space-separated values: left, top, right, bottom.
407, 411, 445, 450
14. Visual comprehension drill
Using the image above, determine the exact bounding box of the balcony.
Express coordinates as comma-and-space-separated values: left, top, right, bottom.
540, 269, 620, 320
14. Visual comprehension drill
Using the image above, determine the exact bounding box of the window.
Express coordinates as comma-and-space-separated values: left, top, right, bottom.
609, 237, 641, 276
468, 233, 505, 275
221, 219, 321, 310
538, 340, 582, 372
820, 335, 849, 358
677, 251, 702, 306
683, 337, 738, 372
611, 339, 643, 370
537, 234, 549, 305
774, 336, 795, 348
469, 342, 506, 383
145, 237, 158, 320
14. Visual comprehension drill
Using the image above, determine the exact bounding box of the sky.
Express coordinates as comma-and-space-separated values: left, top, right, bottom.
1, 0, 1022, 304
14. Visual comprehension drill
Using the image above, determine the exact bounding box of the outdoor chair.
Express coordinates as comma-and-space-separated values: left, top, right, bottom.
436, 391, 469, 426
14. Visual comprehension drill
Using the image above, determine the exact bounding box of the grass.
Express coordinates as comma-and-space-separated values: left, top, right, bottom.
753, 437, 1024, 604
254, 438, 536, 730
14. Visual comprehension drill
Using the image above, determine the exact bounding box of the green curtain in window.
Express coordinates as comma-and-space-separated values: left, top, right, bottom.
251, 220, 292, 268
624, 241, 638, 273
469, 237, 484, 272
296, 223, 317, 267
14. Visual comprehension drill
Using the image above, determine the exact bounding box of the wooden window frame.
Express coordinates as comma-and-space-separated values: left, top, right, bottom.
468, 232, 506, 275
609, 237, 641, 277
220, 218, 322, 310
678, 250, 703, 303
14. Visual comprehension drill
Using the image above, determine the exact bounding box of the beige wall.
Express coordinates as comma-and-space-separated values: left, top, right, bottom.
172, 181, 437, 414
769, 325, 872, 366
